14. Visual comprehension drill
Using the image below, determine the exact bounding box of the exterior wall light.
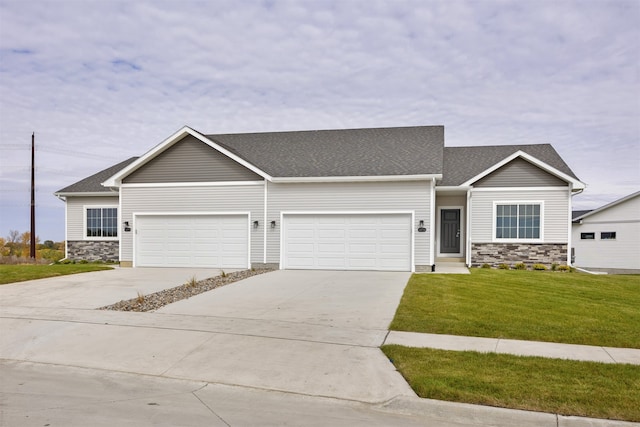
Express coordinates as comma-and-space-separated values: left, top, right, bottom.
271, 220, 276, 228
253, 220, 259, 229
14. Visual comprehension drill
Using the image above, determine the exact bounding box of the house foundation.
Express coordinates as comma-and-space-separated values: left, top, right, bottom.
471, 243, 567, 268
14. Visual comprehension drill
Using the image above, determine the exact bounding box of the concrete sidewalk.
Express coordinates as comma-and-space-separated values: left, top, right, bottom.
385, 331, 640, 365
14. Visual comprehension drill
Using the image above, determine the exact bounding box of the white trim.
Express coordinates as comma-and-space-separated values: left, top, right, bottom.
120, 181, 265, 188
263, 181, 268, 264
461, 150, 586, 190
55, 192, 119, 197
82, 205, 119, 241
566, 188, 572, 265
471, 186, 570, 192
436, 186, 472, 192
437, 206, 464, 258
102, 126, 273, 187
270, 174, 442, 183
429, 178, 436, 267
132, 211, 251, 269
492, 201, 545, 243
279, 210, 415, 272
64, 200, 68, 257
466, 190, 472, 266
118, 193, 123, 262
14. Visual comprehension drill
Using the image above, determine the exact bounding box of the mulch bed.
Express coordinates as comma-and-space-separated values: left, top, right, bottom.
98, 268, 275, 312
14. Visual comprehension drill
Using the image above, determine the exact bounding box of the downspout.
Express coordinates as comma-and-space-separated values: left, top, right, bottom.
429, 177, 436, 271
55, 194, 68, 260
263, 180, 268, 265
466, 189, 472, 267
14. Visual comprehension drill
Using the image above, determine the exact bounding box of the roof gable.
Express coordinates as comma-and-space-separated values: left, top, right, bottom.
102, 126, 271, 187
440, 144, 584, 190
473, 157, 567, 188
123, 134, 262, 183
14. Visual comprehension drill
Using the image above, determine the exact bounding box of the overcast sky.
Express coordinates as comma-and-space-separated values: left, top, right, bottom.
1, 0, 638, 242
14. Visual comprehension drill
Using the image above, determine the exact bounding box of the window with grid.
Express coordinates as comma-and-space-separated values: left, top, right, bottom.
495, 203, 540, 239
87, 208, 118, 238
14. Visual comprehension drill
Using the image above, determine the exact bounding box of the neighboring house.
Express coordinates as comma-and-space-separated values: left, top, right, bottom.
55, 125, 585, 271
572, 191, 640, 273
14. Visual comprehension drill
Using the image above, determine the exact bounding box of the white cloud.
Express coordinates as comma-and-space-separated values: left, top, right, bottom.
0, 0, 638, 239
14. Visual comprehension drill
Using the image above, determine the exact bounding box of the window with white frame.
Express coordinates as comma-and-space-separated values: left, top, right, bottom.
86, 207, 118, 238
495, 203, 541, 240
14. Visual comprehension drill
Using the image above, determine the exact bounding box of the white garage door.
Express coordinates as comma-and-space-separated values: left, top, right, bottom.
135, 215, 248, 268
283, 213, 412, 271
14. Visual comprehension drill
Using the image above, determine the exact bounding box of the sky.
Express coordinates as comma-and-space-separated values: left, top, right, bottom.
0, 0, 638, 242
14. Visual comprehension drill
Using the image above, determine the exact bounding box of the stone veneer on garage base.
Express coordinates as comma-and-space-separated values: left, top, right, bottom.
471, 243, 567, 268
67, 240, 118, 262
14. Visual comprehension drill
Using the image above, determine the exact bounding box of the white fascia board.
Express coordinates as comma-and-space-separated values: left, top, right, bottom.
54, 191, 119, 197
101, 126, 273, 187
572, 191, 640, 222
460, 151, 586, 190
270, 174, 442, 183
436, 185, 472, 192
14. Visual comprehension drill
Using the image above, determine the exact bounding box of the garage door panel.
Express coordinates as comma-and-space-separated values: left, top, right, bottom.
136, 215, 248, 268
284, 214, 411, 271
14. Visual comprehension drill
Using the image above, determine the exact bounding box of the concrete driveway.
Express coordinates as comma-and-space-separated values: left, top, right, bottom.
0, 267, 225, 309
0, 268, 414, 403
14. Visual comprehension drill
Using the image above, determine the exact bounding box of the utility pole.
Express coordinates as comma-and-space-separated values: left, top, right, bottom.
30, 132, 36, 259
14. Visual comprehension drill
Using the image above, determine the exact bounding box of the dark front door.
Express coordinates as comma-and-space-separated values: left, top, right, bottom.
440, 209, 461, 254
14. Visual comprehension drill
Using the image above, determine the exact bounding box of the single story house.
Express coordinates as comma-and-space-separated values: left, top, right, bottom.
55, 125, 585, 272
572, 191, 640, 273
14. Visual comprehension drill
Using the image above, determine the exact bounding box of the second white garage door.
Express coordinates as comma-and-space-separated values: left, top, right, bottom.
283, 213, 412, 271
135, 214, 248, 268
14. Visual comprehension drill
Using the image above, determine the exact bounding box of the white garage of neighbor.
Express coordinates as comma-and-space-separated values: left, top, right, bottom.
282, 213, 413, 271
134, 213, 249, 268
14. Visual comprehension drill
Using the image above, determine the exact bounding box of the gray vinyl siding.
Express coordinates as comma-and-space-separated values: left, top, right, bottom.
266, 181, 432, 267
470, 189, 570, 243
120, 185, 264, 262
124, 135, 262, 183
66, 196, 119, 240
474, 158, 566, 187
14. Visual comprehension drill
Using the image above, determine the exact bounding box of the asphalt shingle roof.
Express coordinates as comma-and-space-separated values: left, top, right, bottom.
55, 157, 138, 194
207, 126, 444, 177
439, 144, 579, 186
56, 127, 582, 194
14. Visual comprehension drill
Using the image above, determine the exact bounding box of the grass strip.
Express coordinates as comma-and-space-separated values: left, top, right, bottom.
382, 345, 640, 422
390, 270, 640, 348
0, 264, 113, 284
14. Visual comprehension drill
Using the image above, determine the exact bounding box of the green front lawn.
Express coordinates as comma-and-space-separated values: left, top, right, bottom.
0, 264, 113, 284
382, 345, 640, 422
390, 270, 640, 348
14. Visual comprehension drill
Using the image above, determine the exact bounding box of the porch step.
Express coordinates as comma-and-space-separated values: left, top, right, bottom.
435, 262, 467, 268
436, 257, 465, 263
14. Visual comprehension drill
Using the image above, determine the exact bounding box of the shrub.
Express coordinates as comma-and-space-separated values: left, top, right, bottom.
557, 265, 572, 272
220, 270, 228, 278
481, 263, 492, 269
135, 291, 145, 304
514, 262, 527, 270
532, 263, 548, 271
186, 275, 198, 288
551, 263, 558, 271
498, 263, 509, 270
78, 259, 89, 264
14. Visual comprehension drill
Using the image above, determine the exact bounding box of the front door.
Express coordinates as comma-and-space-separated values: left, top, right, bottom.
440, 209, 461, 254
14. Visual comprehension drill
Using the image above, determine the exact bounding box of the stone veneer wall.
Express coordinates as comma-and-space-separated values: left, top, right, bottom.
471, 243, 567, 267
67, 240, 119, 262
